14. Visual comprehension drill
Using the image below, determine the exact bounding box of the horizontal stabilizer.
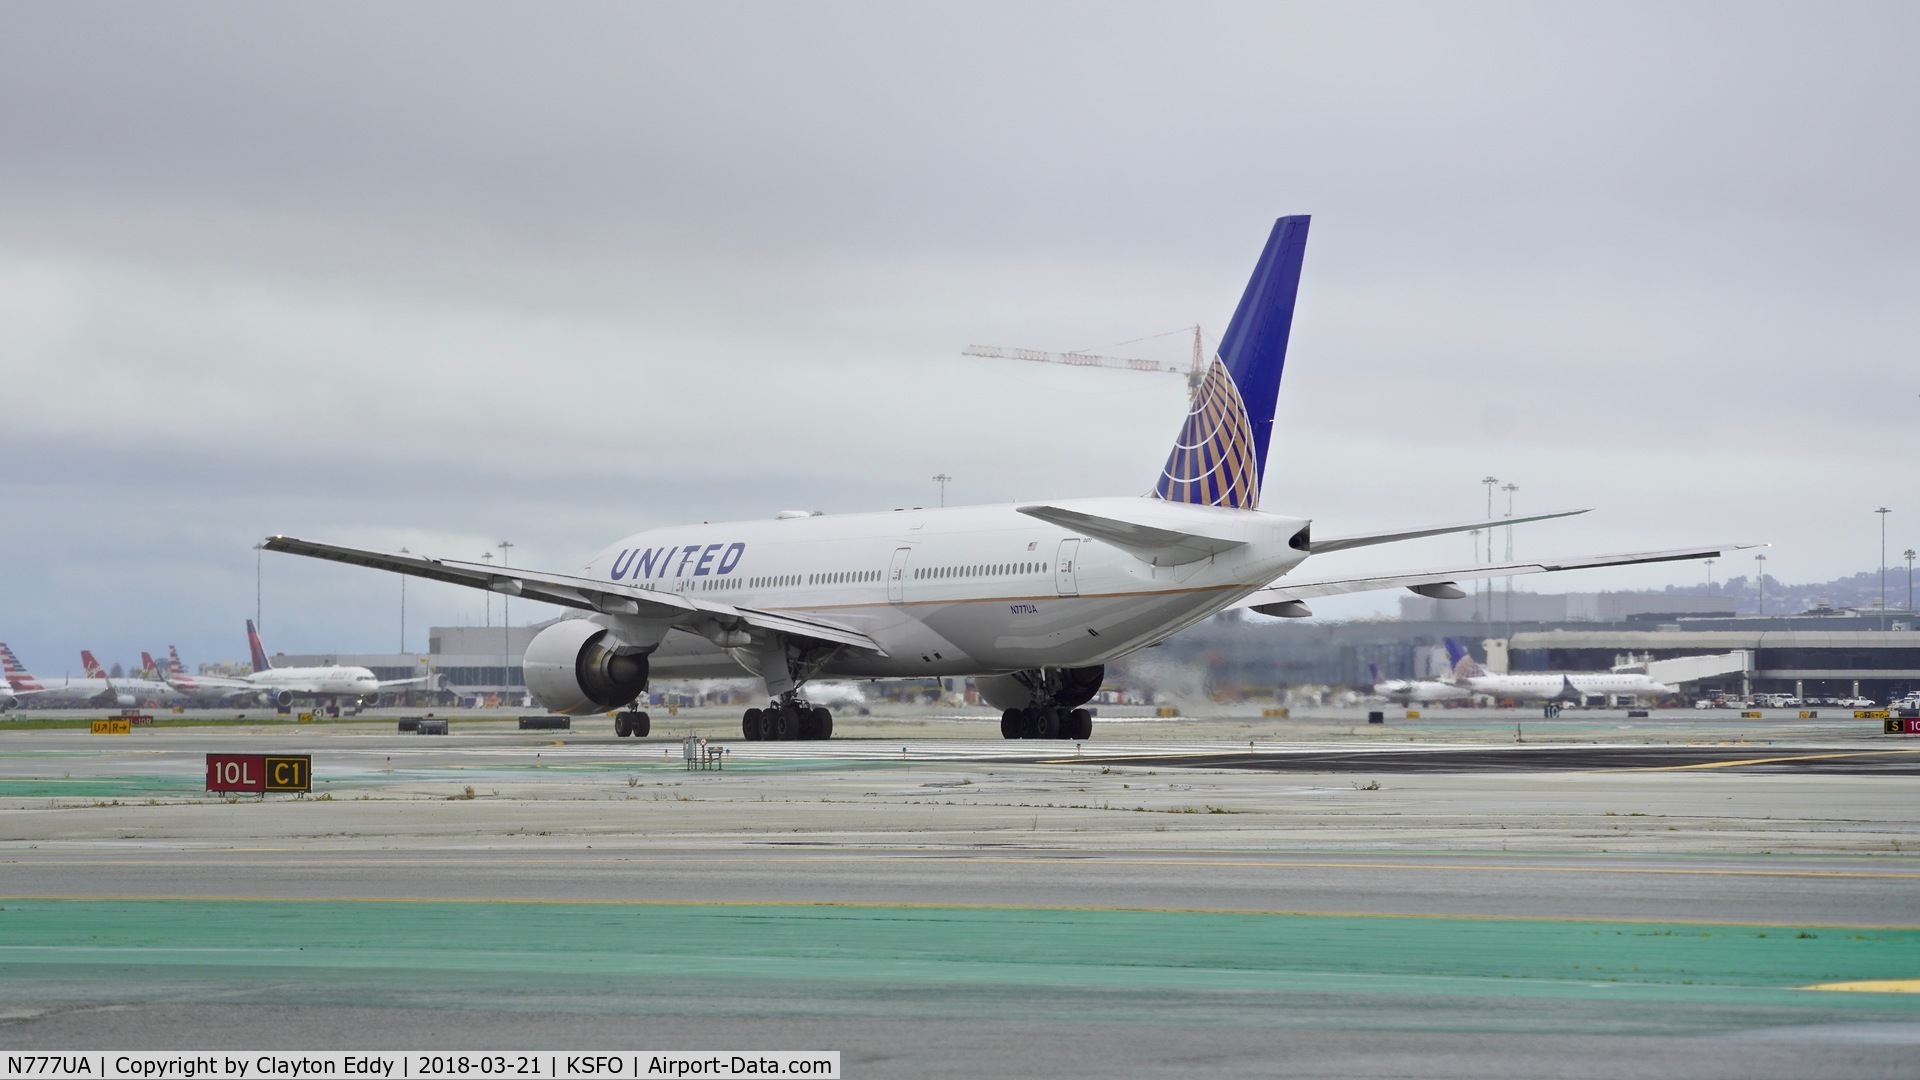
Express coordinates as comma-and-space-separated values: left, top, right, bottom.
1016, 503, 1248, 565
262, 535, 884, 655
1239, 543, 1760, 607
1312, 509, 1590, 554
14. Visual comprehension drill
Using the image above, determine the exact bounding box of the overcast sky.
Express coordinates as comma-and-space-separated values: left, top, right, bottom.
3, 2, 1915, 673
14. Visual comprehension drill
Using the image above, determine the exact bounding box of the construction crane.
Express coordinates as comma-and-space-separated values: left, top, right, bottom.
963, 325, 1207, 397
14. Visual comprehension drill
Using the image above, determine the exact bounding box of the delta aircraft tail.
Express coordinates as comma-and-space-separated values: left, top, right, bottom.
246, 620, 272, 673
1444, 637, 1486, 680
1151, 214, 1310, 511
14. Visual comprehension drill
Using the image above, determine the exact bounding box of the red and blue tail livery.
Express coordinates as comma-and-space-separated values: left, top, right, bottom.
1153, 214, 1309, 510
247, 619, 272, 673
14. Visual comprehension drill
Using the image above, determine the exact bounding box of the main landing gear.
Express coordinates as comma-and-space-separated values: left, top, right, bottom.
614, 710, 651, 738
1001, 705, 1092, 741
741, 695, 834, 741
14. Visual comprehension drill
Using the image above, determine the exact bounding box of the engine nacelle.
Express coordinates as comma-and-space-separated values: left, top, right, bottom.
524, 619, 651, 716
264, 689, 294, 708
975, 665, 1105, 711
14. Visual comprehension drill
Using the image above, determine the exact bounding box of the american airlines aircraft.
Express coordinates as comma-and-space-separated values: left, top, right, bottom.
1368, 663, 1471, 705
1443, 638, 1677, 703
265, 215, 1742, 741
2, 643, 129, 706
242, 620, 428, 706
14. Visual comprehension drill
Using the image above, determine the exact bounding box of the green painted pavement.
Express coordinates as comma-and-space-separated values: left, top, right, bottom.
1, 900, 1915, 1006
0, 776, 207, 798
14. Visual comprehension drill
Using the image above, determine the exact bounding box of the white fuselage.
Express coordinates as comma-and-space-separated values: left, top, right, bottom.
1461, 672, 1675, 702
9, 677, 129, 706
92, 675, 181, 704
1373, 679, 1471, 705
246, 666, 383, 698
587, 497, 1310, 682
167, 672, 264, 704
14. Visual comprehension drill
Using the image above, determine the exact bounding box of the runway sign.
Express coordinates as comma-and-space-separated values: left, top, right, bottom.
91, 719, 131, 735
206, 754, 312, 793
1883, 718, 1920, 735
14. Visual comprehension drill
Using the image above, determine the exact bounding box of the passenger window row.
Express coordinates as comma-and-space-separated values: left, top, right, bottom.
913, 561, 1046, 581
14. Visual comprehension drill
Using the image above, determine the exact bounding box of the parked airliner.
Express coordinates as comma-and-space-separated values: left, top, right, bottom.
149, 648, 260, 705
242, 620, 428, 706
1368, 663, 1471, 705
1444, 638, 1677, 703
266, 215, 1745, 741
82, 650, 179, 704
2, 643, 129, 707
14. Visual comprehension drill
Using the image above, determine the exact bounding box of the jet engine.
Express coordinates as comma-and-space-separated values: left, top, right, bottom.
263, 689, 293, 708
523, 619, 651, 716
975, 665, 1105, 711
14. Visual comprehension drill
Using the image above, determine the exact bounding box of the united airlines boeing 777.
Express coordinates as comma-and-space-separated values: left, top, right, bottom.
266, 216, 1744, 741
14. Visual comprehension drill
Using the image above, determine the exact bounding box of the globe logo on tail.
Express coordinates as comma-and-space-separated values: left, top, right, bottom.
1152, 357, 1261, 510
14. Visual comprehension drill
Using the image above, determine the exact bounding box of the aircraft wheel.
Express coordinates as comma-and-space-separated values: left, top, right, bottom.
758, 709, 778, 741
1068, 708, 1092, 740
775, 704, 798, 741
1001, 709, 1022, 739
812, 707, 833, 740
615, 713, 631, 738
632, 711, 650, 738
1033, 707, 1059, 740
743, 708, 763, 741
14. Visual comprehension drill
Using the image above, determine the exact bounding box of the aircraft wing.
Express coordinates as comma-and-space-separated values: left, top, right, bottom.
1311, 508, 1590, 554
261, 535, 885, 655
1238, 543, 1757, 616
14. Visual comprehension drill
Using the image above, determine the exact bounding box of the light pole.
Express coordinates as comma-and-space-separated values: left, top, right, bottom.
498, 540, 514, 702
1481, 476, 1498, 622
1877, 507, 1891, 625
399, 547, 409, 653
252, 543, 263, 633
1755, 552, 1767, 616
1501, 482, 1518, 628
932, 473, 952, 508
1907, 548, 1916, 613
1705, 557, 1715, 595
481, 551, 493, 627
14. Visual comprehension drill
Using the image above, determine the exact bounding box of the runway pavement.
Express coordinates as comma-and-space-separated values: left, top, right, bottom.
3, 710, 1917, 1077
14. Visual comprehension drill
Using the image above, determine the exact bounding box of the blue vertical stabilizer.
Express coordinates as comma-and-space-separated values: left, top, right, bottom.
1153, 215, 1310, 509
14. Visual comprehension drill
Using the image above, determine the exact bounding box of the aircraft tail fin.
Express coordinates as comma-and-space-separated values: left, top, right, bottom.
0, 643, 41, 690
1151, 215, 1310, 510
168, 646, 187, 675
1367, 662, 1382, 685
246, 620, 272, 673
81, 650, 107, 679
1444, 637, 1486, 679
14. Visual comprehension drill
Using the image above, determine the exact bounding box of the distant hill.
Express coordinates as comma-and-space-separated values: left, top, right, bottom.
1642, 568, 1914, 617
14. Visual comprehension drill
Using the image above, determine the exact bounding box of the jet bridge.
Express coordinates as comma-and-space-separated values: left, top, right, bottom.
1645, 650, 1753, 689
